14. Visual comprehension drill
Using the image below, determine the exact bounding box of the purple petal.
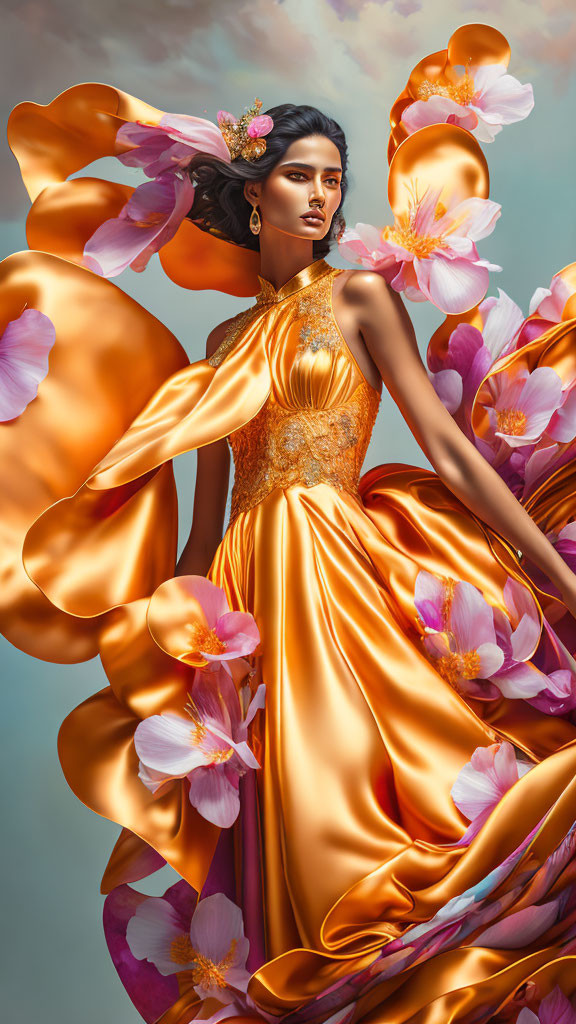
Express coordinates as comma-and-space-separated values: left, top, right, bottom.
414, 570, 447, 630
431, 368, 463, 413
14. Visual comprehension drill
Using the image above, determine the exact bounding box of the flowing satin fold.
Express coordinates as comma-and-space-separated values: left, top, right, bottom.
0, 249, 187, 660
20, 307, 272, 623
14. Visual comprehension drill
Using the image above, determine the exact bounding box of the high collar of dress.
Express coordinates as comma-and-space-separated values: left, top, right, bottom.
255, 258, 333, 305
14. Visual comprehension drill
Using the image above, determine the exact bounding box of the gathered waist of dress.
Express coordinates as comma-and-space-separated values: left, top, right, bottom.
227, 381, 381, 523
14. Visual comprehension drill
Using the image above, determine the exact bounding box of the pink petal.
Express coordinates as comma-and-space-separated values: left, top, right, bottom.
538, 985, 576, 1024
215, 611, 260, 656
470, 899, 560, 949
481, 288, 524, 361
401, 96, 474, 134
189, 892, 249, 968
548, 387, 576, 443
0, 309, 56, 420
134, 713, 208, 775
423, 632, 452, 659
472, 66, 534, 125
243, 683, 266, 731
492, 661, 547, 699
415, 255, 492, 315
187, 764, 240, 827
181, 575, 229, 627
476, 641, 505, 678
443, 197, 502, 242
126, 898, 191, 976
247, 114, 274, 138
450, 581, 497, 650
518, 366, 563, 429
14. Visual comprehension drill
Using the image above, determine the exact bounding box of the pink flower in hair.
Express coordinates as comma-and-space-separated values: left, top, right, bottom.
247, 114, 274, 138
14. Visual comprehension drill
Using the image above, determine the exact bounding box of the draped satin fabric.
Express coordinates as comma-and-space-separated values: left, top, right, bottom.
3, 256, 576, 1023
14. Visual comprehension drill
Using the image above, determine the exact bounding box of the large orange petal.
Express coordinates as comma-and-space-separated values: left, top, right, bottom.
388, 123, 490, 221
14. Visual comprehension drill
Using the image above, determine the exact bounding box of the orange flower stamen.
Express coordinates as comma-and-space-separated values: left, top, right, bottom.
437, 650, 481, 684
416, 70, 476, 107
186, 621, 228, 655
496, 409, 527, 436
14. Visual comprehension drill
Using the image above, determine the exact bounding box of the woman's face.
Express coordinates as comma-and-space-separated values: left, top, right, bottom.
244, 134, 343, 241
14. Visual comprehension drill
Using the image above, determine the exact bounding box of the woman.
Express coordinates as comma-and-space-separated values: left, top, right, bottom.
2, 53, 576, 1024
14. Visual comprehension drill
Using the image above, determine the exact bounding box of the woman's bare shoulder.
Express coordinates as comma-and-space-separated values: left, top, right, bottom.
337, 267, 394, 305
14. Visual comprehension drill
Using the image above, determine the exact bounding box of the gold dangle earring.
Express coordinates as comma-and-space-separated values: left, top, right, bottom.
249, 203, 261, 235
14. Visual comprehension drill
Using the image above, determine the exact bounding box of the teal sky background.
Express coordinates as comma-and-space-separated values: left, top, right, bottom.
1, 1, 576, 1020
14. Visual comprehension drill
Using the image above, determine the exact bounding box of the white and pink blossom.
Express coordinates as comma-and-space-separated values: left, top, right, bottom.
126, 890, 251, 998
401, 64, 534, 145
134, 668, 265, 828
451, 740, 533, 843
338, 183, 502, 315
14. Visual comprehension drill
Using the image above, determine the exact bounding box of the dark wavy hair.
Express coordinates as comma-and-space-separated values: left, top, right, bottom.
185, 103, 349, 259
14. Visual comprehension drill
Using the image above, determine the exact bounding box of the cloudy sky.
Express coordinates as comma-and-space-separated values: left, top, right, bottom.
1, 1, 575, 1021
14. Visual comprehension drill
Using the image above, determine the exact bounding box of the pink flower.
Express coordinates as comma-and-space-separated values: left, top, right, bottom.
415, 571, 546, 701
134, 668, 265, 828
451, 741, 533, 843
338, 183, 502, 315
401, 64, 534, 145
147, 574, 260, 672
126, 891, 251, 998
415, 571, 504, 698
0, 308, 56, 421
116, 113, 230, 178
247, 114, 274, 138
83, 172, 196, 278
484, 366, 564, 449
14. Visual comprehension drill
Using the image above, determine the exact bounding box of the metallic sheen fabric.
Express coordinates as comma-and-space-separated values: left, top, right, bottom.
3, 254, 576, 1022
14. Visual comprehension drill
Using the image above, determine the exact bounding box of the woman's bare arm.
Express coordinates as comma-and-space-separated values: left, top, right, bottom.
175, 319, 235, 577
344, 270, 576, 615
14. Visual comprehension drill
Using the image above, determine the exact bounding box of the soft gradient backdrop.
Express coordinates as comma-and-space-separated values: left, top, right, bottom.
1, 1, 575, 1020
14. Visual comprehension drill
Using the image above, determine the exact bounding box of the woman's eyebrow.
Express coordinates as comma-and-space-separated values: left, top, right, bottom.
278, 161, 342, 173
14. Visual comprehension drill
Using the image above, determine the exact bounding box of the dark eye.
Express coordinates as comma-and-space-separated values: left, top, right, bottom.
287, 172, 307, 180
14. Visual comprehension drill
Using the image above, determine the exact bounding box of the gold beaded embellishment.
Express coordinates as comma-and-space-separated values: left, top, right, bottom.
227, 382, 380, 522
208, 306, 265, 368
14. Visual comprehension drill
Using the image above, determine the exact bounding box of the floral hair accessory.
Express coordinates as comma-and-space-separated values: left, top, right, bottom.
217, 98, 274, 161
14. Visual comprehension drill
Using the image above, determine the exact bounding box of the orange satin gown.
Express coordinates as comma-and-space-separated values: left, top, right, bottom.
3, 255, 576, 1024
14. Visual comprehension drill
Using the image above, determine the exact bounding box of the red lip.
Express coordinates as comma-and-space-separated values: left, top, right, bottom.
301, 210, 325, 222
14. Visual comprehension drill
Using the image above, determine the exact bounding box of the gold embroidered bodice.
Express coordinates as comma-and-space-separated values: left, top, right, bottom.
211, 259, 382, 524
